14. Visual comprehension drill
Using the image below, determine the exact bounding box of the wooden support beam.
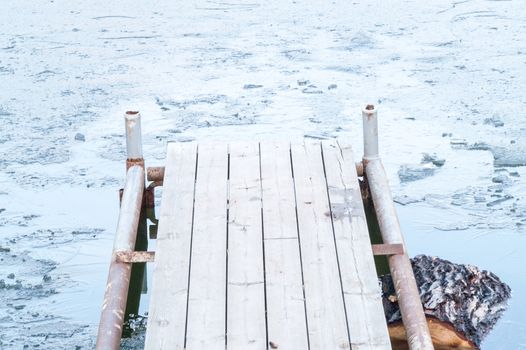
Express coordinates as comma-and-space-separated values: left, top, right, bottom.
372, 243, 404, 256
115, 251, 156, 263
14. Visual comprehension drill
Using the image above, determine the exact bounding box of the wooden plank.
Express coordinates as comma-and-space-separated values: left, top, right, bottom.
290, 141, 350, 349
227, 142, 266, 350
260, 142, 309, 350
185, 143, 229, 349
322, 140, 391, 349
145, 142, 198, 350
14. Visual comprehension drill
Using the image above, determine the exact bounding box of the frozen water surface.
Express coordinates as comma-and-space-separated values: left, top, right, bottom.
1, 0, 525, 348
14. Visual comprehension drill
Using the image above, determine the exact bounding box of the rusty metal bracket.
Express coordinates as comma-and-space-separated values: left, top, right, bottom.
144, 185, 156, 209
115, 251, 155, 263
355, 161, 364, 177
371, 243, 405, 256
147, 166, 165, 182
147, 180, 162, 192
126, 158, 145, 171
145, 182, 159, 238
144, 180, 162, 240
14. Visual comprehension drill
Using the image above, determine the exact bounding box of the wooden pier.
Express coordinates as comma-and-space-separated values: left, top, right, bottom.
96, 106, 435, 350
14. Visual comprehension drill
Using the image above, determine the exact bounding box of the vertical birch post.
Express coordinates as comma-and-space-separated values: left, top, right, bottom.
125, 111, 144, 170
123, 111, 148, 326
362, 105, 434, 350
362, 104, 379, 160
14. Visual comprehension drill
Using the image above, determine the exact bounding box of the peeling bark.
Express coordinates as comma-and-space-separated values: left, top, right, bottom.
380, 255, 511, 349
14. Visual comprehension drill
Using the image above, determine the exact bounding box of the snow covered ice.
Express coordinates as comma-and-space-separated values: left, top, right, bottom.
1, 0, 525, 348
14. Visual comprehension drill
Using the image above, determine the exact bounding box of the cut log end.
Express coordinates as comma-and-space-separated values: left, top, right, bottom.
389, 316, 476, 350
381, 255, 511, 349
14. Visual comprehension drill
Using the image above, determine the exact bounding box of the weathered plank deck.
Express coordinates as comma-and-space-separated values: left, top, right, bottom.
144, 139, 391, 350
